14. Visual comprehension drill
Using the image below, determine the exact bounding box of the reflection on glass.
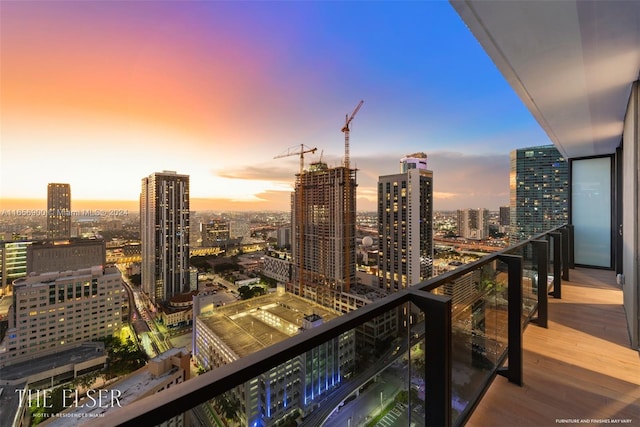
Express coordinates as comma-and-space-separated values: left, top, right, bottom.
433, 261, 507, 423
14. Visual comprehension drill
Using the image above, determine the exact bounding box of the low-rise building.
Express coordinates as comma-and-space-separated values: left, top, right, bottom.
158, 291, 196, 328
41, 347, 191, 427
262, 253, 291, 284
193, 290, 355, 426
0, 266, 122, 367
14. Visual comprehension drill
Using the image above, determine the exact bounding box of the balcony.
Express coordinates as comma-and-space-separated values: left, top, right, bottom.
85, 224, 640, 427
468, 267, 640, 426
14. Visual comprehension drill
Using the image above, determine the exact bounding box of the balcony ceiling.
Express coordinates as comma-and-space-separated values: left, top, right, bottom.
452, 0, 640, 159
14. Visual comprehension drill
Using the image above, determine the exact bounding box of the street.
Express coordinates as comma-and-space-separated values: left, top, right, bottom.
323, 366, 415, 427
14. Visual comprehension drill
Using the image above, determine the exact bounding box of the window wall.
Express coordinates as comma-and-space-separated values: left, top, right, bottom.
570, 157, 612, 268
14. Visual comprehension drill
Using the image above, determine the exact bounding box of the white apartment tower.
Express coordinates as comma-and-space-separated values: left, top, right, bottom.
141, 171, 190, 305
378, 153, 433, 291
457, 208, 490, 240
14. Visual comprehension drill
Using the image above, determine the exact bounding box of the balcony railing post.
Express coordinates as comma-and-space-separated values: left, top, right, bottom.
410, 290, 452, 427
566, 224, 575, 269
532, 240, 548, 328
559, 227, 570, 281
497, 254, 523, 386
548, 232, 562, 299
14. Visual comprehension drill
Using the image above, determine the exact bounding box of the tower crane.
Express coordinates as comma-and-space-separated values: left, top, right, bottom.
340, 100, 363, 293
274, 144, 317, 297
273, 144, 317, 175
341, 100, 364, 169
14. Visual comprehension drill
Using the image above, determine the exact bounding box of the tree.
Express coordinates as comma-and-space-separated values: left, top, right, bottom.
190, 256, 214, 272
98, 335, 147, 379
78, 371, 98, 389
259, 274, 277, 288
396, 390, 409, 405
238, 285, 266, 300
214, 393, 240, 422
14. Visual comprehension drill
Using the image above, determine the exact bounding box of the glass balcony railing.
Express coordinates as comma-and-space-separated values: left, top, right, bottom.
93, 225, 571, 427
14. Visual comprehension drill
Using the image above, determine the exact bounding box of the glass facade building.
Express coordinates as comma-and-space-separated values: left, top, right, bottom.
509, 145, 568, 243
47, 183, 71, 239
141, 171, 190, 304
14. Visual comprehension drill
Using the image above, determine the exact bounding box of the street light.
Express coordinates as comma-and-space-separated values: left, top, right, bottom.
380, 391, 383, 411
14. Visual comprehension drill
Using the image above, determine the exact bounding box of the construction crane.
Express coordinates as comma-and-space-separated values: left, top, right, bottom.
273, 144, 317, 175
341, 100, 364, 169
274, 144, 317, 297
340, 100, 363, 294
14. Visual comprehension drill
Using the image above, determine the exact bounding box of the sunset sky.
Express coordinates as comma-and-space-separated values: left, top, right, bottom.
0, 1, 550, 213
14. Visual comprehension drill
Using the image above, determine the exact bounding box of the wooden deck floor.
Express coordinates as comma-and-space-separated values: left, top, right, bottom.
467, 268, 640, 427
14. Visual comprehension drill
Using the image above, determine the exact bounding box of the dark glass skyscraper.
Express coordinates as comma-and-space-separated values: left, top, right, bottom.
509, 145, 568, 243
141, 171, 190, 304
47, 183, 71, 239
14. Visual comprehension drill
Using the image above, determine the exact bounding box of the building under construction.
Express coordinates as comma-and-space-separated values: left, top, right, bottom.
288, 161, 357, 308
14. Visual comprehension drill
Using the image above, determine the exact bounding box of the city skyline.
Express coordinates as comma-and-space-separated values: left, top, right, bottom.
1, 1, 551, 212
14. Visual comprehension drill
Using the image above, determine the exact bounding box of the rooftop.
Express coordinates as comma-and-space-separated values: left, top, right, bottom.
0, 343, 105, 383
13, 265, 118, 286
42, 348, 190, 426
198, 292, 340, 358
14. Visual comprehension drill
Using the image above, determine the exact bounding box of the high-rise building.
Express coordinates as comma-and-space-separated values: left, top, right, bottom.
499, 206, 510, 233
47, 183, 71, 239
509, 145, 568, 243
229, 219, 251, 240
200, 218, 230, 247
457, 208, 489, 240
141, 171, 190, 305
377, 153, 433, 291
290, 161, 356, 301
276, 225, 291, 249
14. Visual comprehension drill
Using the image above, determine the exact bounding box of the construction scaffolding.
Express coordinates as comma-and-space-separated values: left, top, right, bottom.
274, 145, 317, 297
284, 101, 362, 305
290, 162, 357, 301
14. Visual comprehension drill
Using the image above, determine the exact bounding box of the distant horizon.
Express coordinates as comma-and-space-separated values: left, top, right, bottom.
0, 197, 509, 214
